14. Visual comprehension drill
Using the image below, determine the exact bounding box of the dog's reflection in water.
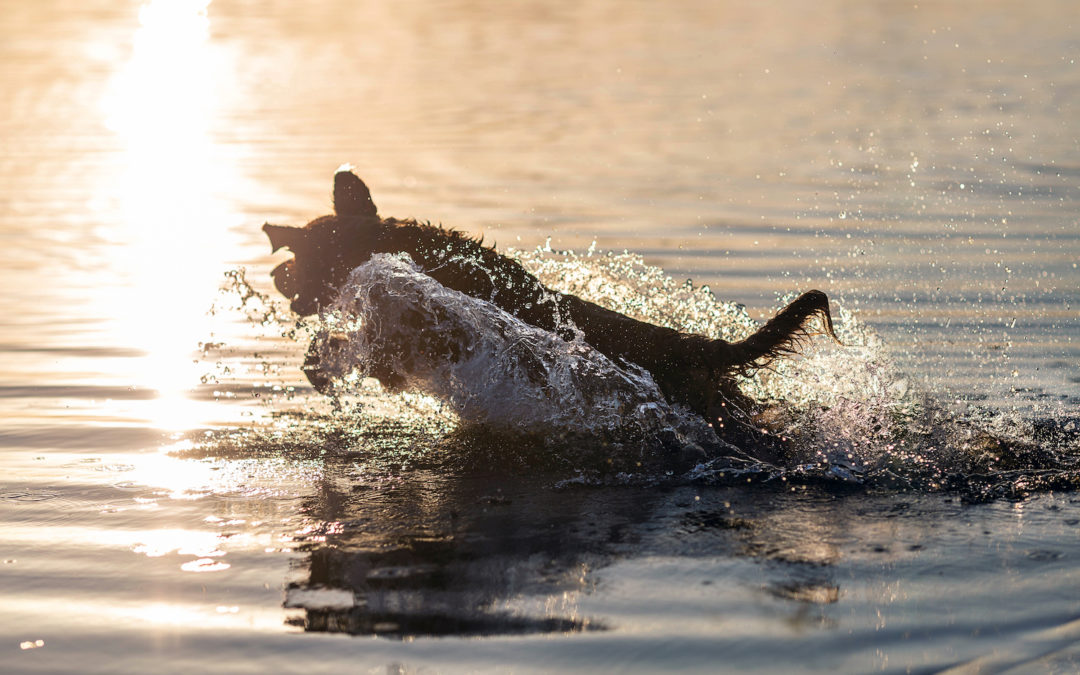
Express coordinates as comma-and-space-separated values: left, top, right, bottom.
283, 468, 647, 637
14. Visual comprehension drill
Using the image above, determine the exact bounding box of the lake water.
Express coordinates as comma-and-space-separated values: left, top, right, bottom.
3, 1, 1080, 672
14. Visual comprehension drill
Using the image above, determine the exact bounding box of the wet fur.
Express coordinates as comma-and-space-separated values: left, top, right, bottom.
265, 170, 838, 447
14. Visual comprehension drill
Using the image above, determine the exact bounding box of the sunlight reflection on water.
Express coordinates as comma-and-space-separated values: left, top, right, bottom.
98, 0, 241, 430
1, 0, 1079, 672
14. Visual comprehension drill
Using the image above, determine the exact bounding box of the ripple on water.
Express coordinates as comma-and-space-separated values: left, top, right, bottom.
0, 489, 59, 502
180, 558, 231, 573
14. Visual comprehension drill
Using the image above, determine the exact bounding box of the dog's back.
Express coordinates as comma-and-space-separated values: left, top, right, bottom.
265, 170, 838, 439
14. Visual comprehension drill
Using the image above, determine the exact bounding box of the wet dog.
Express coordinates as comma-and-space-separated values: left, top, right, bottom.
264, 169, 837, 446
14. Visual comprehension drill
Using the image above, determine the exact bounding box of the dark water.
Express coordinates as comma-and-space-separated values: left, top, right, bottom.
3, 1, 1080, 672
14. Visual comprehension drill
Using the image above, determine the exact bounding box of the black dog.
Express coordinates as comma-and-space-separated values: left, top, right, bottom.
265, 170, 837, 444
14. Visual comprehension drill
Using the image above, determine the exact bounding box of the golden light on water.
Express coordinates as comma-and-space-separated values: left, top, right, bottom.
101, 0, 239, 430
104, 0, 214, 146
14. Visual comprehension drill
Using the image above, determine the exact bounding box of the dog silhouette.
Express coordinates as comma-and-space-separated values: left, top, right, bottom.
265, 170, 837, 444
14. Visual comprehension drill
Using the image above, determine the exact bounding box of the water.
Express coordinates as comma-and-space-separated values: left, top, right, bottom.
3, 0, 1080, 672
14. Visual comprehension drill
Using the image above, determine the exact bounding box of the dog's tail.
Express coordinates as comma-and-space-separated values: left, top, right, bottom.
721, 290, 839, 375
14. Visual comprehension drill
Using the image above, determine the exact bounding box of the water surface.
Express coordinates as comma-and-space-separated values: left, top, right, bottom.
2, 1, 1080, 672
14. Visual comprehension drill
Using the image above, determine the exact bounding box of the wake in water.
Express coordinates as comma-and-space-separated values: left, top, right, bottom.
210, 246, 1080, 499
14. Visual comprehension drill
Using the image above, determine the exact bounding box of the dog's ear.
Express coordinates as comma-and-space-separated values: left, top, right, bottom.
333, 170, 378, 219
263, 223, 306, 253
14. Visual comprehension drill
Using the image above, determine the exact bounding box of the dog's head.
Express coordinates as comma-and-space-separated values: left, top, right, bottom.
264, 169, 380, 315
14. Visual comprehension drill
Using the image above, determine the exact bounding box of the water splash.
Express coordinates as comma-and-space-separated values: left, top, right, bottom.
509, 247, 1080, 495
306, 253, 748, 473
202, 248, 1080, 497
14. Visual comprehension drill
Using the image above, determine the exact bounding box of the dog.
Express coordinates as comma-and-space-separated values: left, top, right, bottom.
264, 169, 837, 449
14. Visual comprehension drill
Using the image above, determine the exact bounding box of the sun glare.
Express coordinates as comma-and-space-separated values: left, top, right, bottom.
102, 0, 239, 429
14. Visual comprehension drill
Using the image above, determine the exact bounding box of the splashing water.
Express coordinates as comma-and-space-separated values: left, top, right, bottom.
208, 247, 1080, 496
512, 247, 908, 467
307, 253, 748, 473
510, 247, 1080, 494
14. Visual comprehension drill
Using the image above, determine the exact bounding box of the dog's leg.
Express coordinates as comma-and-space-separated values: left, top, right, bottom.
302, 338, 333, 394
